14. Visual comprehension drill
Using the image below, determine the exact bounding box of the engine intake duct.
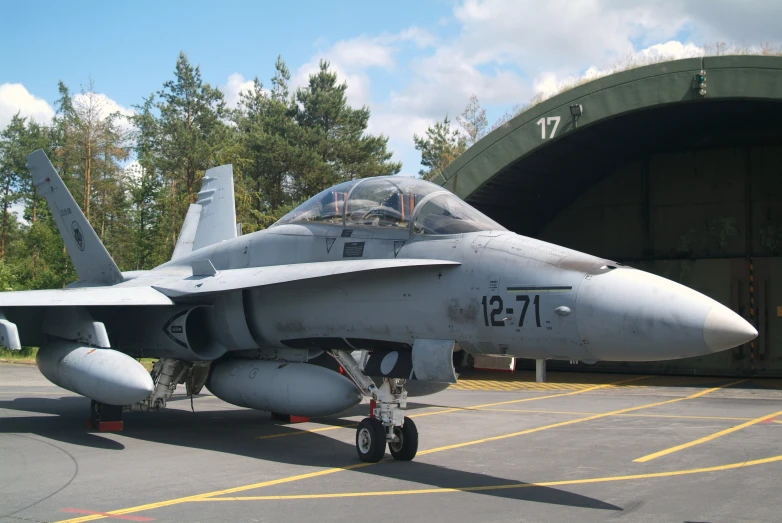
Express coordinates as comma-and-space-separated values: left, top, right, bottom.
142, 305, 228, 360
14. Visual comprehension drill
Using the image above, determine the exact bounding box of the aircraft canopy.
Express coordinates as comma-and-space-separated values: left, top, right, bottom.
272, 176, 505, 234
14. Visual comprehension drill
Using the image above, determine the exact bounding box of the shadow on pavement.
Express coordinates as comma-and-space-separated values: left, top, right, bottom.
0, 394, 622, 512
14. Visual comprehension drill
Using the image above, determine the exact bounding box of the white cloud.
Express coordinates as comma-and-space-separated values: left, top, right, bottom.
637, 40, 705, 60
531, 40, 706, 101
362, 0, 781, 174
0, 83, 55, 130
533, 72, 566, 99
393, 48, 530, 117
222, 73, 256, 109
396, 27, 437, 48
71, 90, 136, 134
293, 27, 437, 109
72, 92, 134, 119
451, 0, 686, 70
673, 0, 782, 44
328, 37, 397, 70
362, 0, 686, 167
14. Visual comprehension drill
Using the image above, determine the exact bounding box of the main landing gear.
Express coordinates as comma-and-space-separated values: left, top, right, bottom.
330, 351, 418, 463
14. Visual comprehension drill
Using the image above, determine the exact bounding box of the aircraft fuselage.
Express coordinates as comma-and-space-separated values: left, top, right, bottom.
133, 222, 748, 364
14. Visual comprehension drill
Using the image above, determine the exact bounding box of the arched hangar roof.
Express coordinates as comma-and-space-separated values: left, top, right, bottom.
434, 56, 782, 236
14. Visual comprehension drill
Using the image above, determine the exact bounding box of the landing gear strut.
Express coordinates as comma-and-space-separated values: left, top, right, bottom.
329, 350, 418, 463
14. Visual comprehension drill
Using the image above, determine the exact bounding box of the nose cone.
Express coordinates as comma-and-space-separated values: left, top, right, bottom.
577, 268, 757, 361
704, 305, 758, 352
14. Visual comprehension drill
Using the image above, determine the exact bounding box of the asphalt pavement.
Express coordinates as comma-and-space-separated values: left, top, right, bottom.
2, 363, 782, 523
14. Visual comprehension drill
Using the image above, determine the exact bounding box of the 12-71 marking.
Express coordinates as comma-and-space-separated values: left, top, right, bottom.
481, 295, 540, 327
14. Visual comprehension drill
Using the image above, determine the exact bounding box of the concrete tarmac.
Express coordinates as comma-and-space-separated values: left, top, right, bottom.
2, 363, 782, 523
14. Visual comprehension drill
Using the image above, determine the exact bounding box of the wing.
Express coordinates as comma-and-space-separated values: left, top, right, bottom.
0, 286, 173, 306
153, 259, 460, 298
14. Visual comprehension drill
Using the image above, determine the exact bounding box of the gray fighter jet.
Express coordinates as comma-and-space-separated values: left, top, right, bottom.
0, 150, 756, 462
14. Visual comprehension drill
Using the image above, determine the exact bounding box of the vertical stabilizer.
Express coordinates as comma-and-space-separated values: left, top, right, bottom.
171, 204, 202, 261
191, 164, 237, 252
26, 150, 122, 285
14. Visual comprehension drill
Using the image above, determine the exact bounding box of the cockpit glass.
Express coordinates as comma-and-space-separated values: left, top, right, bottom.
413, 193, 507, 234
272, 180, 358, 226
271, 176, 446, 229
344, 177, 438, 228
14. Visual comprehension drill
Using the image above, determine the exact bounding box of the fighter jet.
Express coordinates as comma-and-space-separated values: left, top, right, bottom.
0, 150, 757, 463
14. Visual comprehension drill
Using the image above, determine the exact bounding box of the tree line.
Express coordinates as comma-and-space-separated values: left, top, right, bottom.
0, 52, 488, 291
0, 53, 419, 290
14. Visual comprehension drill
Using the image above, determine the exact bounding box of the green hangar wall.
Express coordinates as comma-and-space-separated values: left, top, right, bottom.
436, 56, 782, 376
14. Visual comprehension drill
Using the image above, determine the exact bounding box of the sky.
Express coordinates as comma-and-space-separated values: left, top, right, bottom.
2, 0, 782, 175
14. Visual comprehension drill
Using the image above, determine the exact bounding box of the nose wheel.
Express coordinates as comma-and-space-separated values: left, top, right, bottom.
356, 415, 418, 463
356, 418, 386, 462
388, 416, 418, 461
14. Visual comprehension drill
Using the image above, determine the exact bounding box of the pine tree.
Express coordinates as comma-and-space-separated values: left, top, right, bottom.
155, 52, 230, 199
413, 116, 466, 181
293, 60, 401, 197
0, 115, 29, 261
233, 57, 401, 229
133, 52, 234, 253
0, 114, 50, 262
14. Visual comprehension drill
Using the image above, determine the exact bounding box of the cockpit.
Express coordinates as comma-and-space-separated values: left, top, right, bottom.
271, 176, 506, 235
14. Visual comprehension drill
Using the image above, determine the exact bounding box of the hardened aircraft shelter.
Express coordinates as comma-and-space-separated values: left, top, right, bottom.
436, 56, 782, 376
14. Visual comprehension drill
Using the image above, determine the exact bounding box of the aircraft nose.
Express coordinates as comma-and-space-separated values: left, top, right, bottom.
703, 305, 758, 352
576, 268, 757, 361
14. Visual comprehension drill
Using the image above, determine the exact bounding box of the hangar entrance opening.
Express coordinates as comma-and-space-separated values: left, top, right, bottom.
440, 56, 782, 376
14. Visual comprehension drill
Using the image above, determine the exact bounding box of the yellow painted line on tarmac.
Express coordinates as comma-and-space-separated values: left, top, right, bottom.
64, 375, 753, 523
53, 461, 382, 523
414, 380, 745, 456
256, 375, 653, 440
53, 374, 649, 523
634, 408, 782, 463
411, 375, 651, 418
57, 378, 738, 522
200, 453, 782, 502
476, 407, 757, 422
52, 377, 729, 523
452, 373, 769, 392
450, 383, 585, 392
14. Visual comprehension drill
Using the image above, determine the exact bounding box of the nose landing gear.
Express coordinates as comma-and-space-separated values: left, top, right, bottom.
358, 379, 418, 463
329, 350, 419, 463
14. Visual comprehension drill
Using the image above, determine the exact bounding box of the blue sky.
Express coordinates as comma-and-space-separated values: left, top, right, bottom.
2, 0, 781, 175
2, 1, 451, 107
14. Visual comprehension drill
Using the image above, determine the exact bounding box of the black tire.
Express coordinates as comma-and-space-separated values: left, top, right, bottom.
90, 400, 103, 425
356, 417, 386, 463
91, 401, 122, 425
389, 416, 418, 461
